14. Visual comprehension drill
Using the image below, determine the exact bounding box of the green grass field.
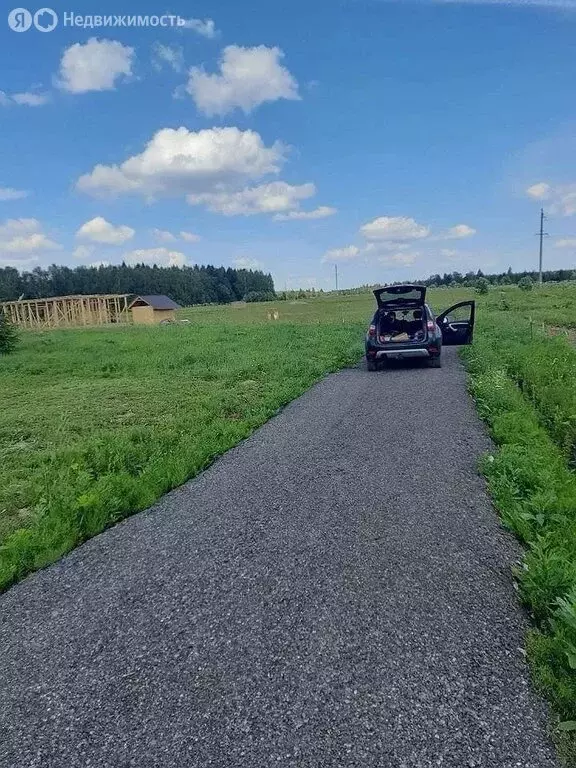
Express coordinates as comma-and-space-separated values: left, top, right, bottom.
0, 283, 574, 586
0, 319, 365, 589
1, 282, 576, 760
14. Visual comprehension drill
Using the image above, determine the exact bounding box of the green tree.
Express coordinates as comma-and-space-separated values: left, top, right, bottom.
475, 277, 490, 294
518, 276, 533, 291
0, 311, 18, 355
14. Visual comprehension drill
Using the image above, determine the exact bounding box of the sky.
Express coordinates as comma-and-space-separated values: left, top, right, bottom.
1, 0, 576, 290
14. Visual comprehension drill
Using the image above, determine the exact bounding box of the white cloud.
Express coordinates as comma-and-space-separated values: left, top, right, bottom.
187, 45, 299, 116
57, 38, 134, 94
152, 228, 178, 243
77, 126, 287, 199
188, 181, 315, 216
73, 245, 95, 259
0, 219, 61, 254
444, 224, 477, 239
2, 234, 58, 253
555, 239, 576, 248
378, 251, 419, 266
180, 231, 201, 242
526, 181, 576, 216
124, 247, 186, 267
0, 90, 50, 107
324, 214, 476, 268
274, 206, 337, 221
180, 18, 218, 38
76, 216, 135, 245
0, 187, 28, 201
152, 228, 201, 243
12, 91, 50, 106
322, 245, 361, 263
152, 43, 184, 73
0, 219, 38, 238
527, 182, 552, 200
555, 187, 576, 216
360, 216, 430, 242
90, 260, 110, 268
233, 256, 263, 270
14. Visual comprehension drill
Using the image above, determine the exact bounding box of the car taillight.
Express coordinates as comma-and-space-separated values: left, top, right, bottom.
368, 324, 376, 337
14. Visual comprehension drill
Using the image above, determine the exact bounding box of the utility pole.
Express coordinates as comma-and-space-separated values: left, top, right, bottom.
334, 264, 339, 293
537, 208, 549, 285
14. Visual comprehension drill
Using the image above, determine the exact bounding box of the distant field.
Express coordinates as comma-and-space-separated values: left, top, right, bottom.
179, 289, 471, 325
180, 282, 576, 329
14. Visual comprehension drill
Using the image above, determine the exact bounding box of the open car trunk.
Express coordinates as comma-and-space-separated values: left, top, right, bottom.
377, 307, 427, 344
373, 284, 426, 310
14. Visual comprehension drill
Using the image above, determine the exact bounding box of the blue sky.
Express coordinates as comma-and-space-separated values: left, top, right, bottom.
1, 0, 575, 289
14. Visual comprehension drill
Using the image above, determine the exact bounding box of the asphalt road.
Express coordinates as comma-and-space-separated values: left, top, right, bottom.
0, 349, 558, 767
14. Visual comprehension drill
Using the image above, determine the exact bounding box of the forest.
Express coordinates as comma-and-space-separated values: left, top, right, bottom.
0, 263, 276, 305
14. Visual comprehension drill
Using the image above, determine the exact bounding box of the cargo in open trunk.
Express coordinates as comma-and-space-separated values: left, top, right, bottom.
376, 307, 427, 344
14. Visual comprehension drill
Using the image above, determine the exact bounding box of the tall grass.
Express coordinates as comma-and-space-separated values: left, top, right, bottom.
461, 311, 576, 763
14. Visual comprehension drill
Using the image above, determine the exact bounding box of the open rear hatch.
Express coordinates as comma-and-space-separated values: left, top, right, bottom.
373, 285, 426, 309
373, 285, 427, 344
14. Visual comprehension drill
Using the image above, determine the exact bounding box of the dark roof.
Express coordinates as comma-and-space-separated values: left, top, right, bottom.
129, 295, 181, 310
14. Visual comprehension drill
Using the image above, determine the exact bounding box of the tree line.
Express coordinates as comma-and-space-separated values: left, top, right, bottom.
0, 263, 276, 305
334, 267, 576, 295
421, 267, 576, 287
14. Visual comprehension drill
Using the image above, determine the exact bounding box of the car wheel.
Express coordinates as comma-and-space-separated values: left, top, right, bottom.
429, 355, 442, 368
366, 358, 377, 372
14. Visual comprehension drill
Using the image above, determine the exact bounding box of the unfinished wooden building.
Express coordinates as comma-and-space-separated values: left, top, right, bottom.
0, 294, 131, 329
129, 295, 181, 325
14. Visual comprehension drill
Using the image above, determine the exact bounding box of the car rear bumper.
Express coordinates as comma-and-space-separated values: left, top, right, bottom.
375, 348, 430, 359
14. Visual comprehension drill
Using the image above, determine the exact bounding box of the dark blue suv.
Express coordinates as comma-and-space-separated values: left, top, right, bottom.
365, 285, 475, 371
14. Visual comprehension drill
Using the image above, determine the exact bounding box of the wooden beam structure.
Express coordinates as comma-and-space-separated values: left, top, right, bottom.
0, 294, 131, 330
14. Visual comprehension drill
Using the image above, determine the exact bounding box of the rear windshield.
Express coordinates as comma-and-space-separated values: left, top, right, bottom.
380, 288, 422, 301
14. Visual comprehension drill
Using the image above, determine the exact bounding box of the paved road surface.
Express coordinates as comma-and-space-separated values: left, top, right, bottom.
0, 349, 558, 767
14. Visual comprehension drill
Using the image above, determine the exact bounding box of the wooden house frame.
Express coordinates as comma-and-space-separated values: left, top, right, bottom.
0, 294, 131, 329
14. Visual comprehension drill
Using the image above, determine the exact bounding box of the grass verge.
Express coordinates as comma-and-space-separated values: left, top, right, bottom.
0, 322, 363, 591
461, 318, 576, 765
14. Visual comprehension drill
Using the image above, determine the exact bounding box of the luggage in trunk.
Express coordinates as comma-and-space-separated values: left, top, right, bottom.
377, 308, 426, 343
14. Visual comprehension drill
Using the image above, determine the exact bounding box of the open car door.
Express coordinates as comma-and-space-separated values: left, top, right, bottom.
436, 301, 475, 345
